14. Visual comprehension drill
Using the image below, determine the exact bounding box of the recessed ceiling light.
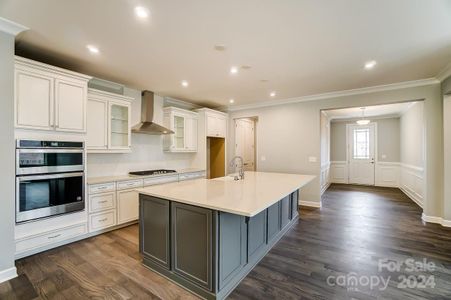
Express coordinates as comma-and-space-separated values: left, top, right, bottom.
230, 66, 238, 74
214, 45, 226, 51
270, 91, 276, 97
364, 60, 377, 70
229, 99, 235, 104
135, 6, 149, 18
86, 45, 99, 54
181, 80, 189, 87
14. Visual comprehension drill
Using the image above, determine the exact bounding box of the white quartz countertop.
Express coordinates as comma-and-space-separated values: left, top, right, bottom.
87, 168, 206, 185
136, 171, 315, 217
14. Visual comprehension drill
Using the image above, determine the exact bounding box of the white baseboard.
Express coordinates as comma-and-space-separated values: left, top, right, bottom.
299, 200, 322, 208
421, 213, 451, 227
400, 187, 424, 209
0, 266, 17, 283
320, 182, 331, 195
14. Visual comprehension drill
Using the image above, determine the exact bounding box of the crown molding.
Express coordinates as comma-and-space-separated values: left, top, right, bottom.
226, 78, 439, 112
436, 61, 451, 82
0, 17, 28, 36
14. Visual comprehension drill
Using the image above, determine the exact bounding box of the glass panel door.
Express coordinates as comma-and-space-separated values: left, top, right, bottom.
110, 103, 129, 148
174, 115, 185, 150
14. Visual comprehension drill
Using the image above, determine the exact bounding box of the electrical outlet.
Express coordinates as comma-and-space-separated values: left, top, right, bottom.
308, 156, 317, 163
261, 155, 266, 161
381, 154, 387, 159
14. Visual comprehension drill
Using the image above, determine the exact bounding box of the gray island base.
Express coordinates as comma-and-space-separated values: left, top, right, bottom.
139, 190, 300, 300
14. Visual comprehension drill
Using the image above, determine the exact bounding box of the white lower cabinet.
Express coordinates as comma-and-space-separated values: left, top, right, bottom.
117, 189, 140, 224
89, 192, 116, 213
15, 223, 87, 255
89, 210, 117, 231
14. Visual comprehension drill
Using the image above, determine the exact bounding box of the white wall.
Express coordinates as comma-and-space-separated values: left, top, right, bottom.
400, 102, 424, 167
0, 30, 18, 281
87, 88, 195, 177
227, 83, 443, 218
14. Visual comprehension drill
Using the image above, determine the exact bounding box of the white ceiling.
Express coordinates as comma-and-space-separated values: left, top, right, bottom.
325, 102, 415, 120
1, 0, 451, 107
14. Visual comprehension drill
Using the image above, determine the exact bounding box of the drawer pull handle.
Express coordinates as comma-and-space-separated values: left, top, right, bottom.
98, 200, 108, 204
98, 186, 107, 190
48, 234, 61, 239
98, 218, 108, 222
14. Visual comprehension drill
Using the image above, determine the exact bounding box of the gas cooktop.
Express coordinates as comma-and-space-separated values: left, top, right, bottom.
129, 169, 177, 176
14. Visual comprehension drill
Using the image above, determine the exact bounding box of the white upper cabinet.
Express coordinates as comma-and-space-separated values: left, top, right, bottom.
55, 79, 87, 132
87, 97, 108, 150
87, 89, 133, 153
15, 69, 54, 130
163, 107, 198, 152
14, 56, 91, 133
205, 110, 227, 138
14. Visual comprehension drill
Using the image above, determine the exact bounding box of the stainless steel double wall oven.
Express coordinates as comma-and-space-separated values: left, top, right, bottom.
16, 140, 85, 223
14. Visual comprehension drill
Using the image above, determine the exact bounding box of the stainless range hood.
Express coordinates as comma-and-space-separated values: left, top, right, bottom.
132, 91, 174, 135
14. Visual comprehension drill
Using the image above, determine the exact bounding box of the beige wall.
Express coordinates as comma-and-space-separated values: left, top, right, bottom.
0, 31, 16, 275
320, 112, 330, 166
227, 83, 443, 219
330, 117, 400, 162
400, 102, 424, 167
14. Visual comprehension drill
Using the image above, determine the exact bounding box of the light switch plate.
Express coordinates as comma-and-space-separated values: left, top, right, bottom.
381, 154, 387, 159
308, 156, 317, 163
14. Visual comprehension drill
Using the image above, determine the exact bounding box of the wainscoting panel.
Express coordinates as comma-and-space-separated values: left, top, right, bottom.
320, 162, 331, 195
400, 164, 424, 208
375, 162, 400, 187
330, 161, 348, 184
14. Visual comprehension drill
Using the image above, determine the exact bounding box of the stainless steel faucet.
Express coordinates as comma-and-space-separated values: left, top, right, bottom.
229, 156, 245, 180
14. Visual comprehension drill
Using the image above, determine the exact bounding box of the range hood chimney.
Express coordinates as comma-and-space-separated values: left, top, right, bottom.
131, 91, 174, 135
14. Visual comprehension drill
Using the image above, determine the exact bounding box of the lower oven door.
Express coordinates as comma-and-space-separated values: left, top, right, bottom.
16, 172, 85, 223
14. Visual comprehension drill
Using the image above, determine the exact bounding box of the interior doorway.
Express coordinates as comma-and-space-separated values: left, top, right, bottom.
234, 118, 256, 171
347, 122, 376, 185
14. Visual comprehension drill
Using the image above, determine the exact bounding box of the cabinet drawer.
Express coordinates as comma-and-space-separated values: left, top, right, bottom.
89, 192, 115, 213
143, 175, 178, 187
117, 179, 143, 190
179, 171, 206, 181
16, 223, 87, 254
89, 182, 115, 194
89, 210, 116, 232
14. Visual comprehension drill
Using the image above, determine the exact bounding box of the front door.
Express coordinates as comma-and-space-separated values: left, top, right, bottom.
348, 123, 375, 185
235, 118, 256, 171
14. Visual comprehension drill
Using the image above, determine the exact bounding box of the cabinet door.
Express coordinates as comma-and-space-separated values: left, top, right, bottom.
247, 210, 267, 262
109, 101, 131, 150
87, 98, 108, 149
15, 69, 54, 130
55, 78, 87, 132
267, 202, 281, 242
140, 196, 170, 270
173, 114, 186, 151
117, 189, 139, 224
216, 116, 227, 138
185, 117, 198, 151
172, 203, 213, 290
206, 114, 218, 137
291, 190, 299, 219
280, 195, 291, 229
218, 212, 246, 290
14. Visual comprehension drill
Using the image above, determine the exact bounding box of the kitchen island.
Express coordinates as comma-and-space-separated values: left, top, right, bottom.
137, 171, 315, 300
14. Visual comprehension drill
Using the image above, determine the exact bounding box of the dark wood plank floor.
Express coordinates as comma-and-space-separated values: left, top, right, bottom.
1, 184, 451, 299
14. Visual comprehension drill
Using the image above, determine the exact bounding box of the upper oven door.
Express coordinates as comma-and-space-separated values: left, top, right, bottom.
16, 149, 84, 175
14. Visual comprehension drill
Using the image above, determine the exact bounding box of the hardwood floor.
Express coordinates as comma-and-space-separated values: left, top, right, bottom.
1, 184, 451, 299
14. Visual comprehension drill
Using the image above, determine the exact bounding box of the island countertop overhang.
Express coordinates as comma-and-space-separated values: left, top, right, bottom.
136, 171, 315, 217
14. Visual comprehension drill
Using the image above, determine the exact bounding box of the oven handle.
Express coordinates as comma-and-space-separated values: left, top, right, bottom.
16, 172, 84, 181
17, 149, 84, 154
